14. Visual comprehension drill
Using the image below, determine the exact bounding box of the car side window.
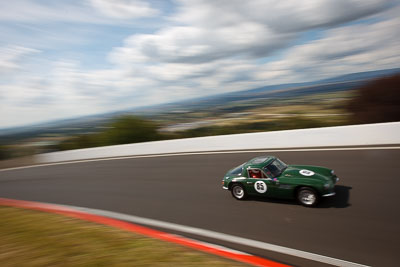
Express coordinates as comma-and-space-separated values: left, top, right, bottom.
248, 168, 267, 179
263, 168, 273, 178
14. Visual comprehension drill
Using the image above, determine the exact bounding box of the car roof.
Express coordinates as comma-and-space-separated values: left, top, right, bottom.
244, 156, 276, 169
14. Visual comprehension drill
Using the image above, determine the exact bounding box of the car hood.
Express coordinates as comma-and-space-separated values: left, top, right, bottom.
282, 165, 333, 182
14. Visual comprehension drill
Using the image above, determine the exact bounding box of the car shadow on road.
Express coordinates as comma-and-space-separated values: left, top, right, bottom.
246, 185, 352, 208
318, 185, 352, 208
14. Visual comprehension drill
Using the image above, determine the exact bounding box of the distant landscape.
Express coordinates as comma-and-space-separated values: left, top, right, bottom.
1, 68, 399, 160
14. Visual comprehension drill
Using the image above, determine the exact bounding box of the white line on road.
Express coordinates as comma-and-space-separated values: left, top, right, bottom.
1, 145, 400, 173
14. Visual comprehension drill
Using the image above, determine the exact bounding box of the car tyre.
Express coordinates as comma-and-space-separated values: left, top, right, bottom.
231, 184, 247, 200
297, 187, 319, 207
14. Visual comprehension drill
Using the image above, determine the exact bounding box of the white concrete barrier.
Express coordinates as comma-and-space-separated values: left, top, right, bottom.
37, 122, 400, 163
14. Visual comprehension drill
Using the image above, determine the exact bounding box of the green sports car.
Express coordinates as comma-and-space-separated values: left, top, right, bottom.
222, 156, 338, 207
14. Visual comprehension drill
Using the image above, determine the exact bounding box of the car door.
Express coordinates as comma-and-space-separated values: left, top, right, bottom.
245, 168, 279, 197
271, 176, 294, 199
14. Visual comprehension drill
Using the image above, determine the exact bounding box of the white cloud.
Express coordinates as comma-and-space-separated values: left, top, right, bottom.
0, 46, 40, 75
111, 0, 392, 66
106, 0, 399, 94
0, 0, 159, 24
113, 23, 297, 67
0, 0, 99, 24
89, 0, 159, 19
1, 0, 399, 128
174, 0, 391, 31
253, 12, 400, 83
110, 23, 292, 65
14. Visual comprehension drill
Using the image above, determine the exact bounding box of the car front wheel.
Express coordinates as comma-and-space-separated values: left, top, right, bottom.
231, 184, 246, 200
297, 187, 319, 207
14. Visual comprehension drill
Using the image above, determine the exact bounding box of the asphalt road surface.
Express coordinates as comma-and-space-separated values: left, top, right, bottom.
1, 148, 399, 266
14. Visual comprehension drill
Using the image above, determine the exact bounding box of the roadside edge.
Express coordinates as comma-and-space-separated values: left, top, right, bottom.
0, 197, 289, 267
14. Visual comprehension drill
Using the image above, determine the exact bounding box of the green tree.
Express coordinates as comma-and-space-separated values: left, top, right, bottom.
99, 115, 161, 145
56, 115, 162, 151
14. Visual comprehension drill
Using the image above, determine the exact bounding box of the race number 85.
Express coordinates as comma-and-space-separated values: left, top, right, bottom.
254, 181, 267, 193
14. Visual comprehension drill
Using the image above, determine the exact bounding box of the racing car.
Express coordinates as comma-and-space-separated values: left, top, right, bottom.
222, 156, 338, 206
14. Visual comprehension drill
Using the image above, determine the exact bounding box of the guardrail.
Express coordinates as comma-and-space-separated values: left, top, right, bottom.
37, 122, 400, 163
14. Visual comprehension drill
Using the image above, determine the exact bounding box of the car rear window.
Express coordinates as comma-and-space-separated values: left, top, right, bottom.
229, 164, 244, 176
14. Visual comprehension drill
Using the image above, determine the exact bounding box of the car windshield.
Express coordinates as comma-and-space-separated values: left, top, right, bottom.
263, 159, 287, 177
229, 164, 244, 176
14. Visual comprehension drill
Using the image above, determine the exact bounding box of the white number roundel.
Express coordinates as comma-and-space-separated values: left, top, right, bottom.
299, 169, 315, 176
254, 181, 267, 193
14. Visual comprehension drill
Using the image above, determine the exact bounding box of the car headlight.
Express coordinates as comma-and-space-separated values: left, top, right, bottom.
324, 182, 331, 189
331, 170, 335, 175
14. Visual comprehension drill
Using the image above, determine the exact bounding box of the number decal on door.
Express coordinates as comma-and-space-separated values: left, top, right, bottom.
254, 181, 267, 193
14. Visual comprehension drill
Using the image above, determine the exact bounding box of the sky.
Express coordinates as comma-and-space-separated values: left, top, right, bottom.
1, 0, 399, 129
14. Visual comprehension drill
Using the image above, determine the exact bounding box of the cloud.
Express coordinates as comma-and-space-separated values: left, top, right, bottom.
252, 12, 400, 83
110, 23, 293, 64
174, 0, 391, 31
0, 45, 40, 75
1, 0, 399, 128
111, 0, 391, 66
0, 0, 159, 24
89, 0, 159, 19
116, 6, 400, 96
106, 0, 399, 95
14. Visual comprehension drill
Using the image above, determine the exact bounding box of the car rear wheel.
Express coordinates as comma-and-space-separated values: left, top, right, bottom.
297, 187, 319, 207
231, 184, 246, 200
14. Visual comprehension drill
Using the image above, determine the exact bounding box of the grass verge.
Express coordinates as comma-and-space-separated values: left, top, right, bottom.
0, 206, 248, 266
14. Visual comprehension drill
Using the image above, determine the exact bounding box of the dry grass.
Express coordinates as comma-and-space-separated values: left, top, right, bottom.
0, 206, 248, 267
